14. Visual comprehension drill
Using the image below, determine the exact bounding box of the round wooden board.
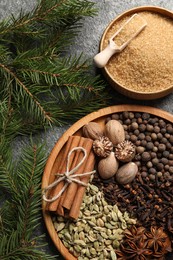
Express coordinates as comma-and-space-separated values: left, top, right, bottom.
42, 105, 173, 260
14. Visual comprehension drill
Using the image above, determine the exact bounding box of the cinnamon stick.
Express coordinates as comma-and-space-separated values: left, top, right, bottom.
45, 136, 74, 210
56, 137, 86, 215
61, 138, 93, 211
48, 135, 81, 211
69, 151, 95, 219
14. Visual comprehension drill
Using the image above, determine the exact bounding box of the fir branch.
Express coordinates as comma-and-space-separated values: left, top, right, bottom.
0, 0, 97, 37
0, 0, 109, 132
0, 63, 53, 125
0, 141, 55, 259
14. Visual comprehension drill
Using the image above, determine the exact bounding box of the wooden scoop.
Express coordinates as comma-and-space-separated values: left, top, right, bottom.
94, 13, 147, 68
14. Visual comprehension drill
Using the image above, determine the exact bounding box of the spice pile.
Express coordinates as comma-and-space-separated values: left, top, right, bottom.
92, 111, 173, 258
103, 11, 173, 92
53, 183, 136, 260
115, 225, 171, 259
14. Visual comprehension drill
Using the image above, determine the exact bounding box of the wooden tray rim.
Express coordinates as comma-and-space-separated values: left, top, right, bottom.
42, 104, 173, 260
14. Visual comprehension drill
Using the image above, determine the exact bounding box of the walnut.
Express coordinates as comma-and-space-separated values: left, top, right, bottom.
115, 140, 136, 162
93, 136, 113, 157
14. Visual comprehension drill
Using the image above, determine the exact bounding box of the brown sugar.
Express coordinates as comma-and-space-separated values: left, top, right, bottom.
103, 11, 173, 93
113, 14, 147, 47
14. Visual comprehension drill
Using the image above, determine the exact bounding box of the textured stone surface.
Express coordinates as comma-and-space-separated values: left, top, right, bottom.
1, 0, 173, 259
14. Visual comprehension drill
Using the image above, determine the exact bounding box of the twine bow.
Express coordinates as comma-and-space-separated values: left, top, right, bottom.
42, 147, 96, 202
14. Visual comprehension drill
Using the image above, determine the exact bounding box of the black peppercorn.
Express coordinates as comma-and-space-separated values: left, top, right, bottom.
135, 112, 141, 118
134, 129, 140, 136
111, 113, 119, 120
156, 163, 164, 171
159, 119, 166, 128
149, 118, 158, 125
164, 133, 170, 139
140, 140, 147, 148
141, 171, 148, 177
157, 133, 163, 140
135, 140, 141, 146
146, 124, 154, 132
154, 141, 159, 147
136, 146, 145, 154
169, 166, 173, 174
169, 135, 173, 144
131, 122, 138, 130
164, 165, 169, 171
145, 135, 152, 142
167, 125, 173, 134
158, 143, 166, 152
152, 146, 158, 152
147, 161, 153, 168
129, 112, 134, 119
151, 133, 157, 140
138, 124, 146, 132
137, 118, 143, 124
150, 152, 157, 158
154, 126, 160, 133
166, 142, 172, 149
146, 142, 154, 150
152, 158, 159, 165
161, 128, 166, 134
161, 137, 167, 144
149, 174, 156, 180
148, 167, 156, 174
142, 112, 150, 120
124, 118, 131, 125
169, 154, 173, 160
157, 172, 162, 178
130, 134, 137, 142
141, 152, 151, 162
162, 150, 169, 158
122, 111, 129, 119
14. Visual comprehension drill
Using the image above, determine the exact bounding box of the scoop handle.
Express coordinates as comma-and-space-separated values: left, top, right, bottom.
93, 40, 119, 68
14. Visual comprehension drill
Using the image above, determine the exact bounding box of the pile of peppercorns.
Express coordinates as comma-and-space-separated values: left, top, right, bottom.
92, 111, 173, 247
119, 111, 173, 186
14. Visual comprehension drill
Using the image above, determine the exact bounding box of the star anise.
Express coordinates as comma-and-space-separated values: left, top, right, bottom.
119, 238, 152, 260
115, 250, 127, 260
124, 225, 146, 242
153, 248, 167, 259
145, 226, 171, 253
116, 225, 172, 260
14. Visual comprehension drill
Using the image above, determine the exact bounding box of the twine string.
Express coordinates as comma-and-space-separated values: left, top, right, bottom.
42, 147, 95, 202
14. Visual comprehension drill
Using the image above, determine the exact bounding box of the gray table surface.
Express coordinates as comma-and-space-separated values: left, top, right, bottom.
1, 0, 173, 259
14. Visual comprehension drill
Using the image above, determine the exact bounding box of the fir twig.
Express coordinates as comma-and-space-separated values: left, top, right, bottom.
0, 0, 109, 133
0, 141, 56, 259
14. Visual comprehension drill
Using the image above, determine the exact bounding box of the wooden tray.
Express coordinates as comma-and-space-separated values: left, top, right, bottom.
42, 105, 173, 260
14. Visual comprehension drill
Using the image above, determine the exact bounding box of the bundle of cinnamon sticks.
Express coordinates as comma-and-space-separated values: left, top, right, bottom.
46, 135, 95, 219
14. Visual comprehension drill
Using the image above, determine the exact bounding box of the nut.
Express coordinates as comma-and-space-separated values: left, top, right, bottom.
98, 152, 119, 179
115, 140, 136, 162
83, 122, 103, 140
93, 136, 113, 157
105, 120, 125, 146
115, 162, 138, 185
